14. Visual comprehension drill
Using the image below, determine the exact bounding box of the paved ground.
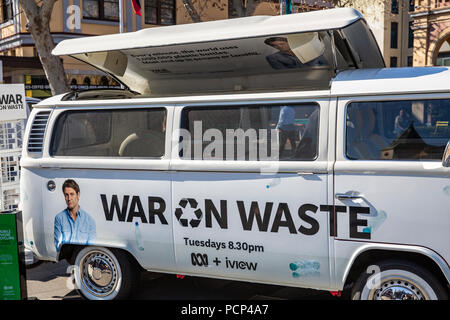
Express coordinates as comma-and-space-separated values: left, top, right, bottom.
25, 260, 342, 300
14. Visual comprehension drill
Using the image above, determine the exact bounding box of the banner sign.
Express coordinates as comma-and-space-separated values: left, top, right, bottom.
0, 84, 27, 121
0, 213, 21, 300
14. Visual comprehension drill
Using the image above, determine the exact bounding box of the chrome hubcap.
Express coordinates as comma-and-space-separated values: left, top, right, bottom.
80, 251, 118, 297
374, 279, 425, 300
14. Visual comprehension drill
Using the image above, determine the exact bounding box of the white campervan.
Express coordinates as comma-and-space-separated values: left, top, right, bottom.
20, 8, 449, 300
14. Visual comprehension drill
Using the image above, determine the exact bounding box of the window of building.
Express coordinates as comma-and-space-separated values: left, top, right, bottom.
436, 0, 450, 8
409, 0, 415, 12
407, 55, 413, 66
346, 99, 450, 161
1, 0, 13, 23
391, 22, 398, 49
83, 0, 119, 21
436, 53, 450, 66
390, 56, 398, 67
144, 0, 175, 25
408, 21, 414, 48
51, 108, 167, 158
391, 0, 399, 14
180, 104, 319, 161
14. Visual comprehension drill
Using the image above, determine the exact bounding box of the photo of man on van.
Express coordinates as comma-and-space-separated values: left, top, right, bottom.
264, 37, 326, 70
54, 179, 96, 251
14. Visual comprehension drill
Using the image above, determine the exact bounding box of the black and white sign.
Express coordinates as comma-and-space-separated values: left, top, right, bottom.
0, 84, 27, 121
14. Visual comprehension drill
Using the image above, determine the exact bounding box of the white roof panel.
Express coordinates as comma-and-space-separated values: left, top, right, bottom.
53, 8, 363, 55
331, 67, 450, 96
52, 8, 384, 95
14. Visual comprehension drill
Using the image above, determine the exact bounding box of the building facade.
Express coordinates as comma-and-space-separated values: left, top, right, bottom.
346, 0, 415, 67
411, 0, 450, 66
0, 0, 231, 98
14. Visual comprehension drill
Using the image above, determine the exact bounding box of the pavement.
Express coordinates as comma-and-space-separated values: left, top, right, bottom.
25, 260, 341, 300
26, 260, 77, 300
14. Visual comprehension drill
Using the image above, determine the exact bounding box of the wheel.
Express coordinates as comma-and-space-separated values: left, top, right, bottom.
72, 246, 139, 300
351, 260, 448, 300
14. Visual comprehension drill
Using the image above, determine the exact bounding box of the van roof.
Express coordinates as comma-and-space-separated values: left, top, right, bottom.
35, 67, 450, 107
52, 8, 384, 96
53, 8, 365, 55
331, 67, 450, 96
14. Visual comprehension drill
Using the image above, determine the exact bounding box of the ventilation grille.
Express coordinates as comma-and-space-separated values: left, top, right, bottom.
27, 111, 51, 154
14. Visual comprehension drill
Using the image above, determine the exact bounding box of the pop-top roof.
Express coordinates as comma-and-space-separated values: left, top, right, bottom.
52, 7, 385, 96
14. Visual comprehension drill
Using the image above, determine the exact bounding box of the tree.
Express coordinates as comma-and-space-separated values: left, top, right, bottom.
181, 0, 202, 22
19, 0, 69, 95
181, 0, 277, 22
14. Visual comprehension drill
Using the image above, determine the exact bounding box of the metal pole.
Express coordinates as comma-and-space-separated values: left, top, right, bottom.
119, 0, 123, 33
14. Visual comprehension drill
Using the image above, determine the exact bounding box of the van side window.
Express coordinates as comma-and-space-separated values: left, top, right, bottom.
180, 104, 319, 161
346, 99, 450, 160
51, 108, 166, 158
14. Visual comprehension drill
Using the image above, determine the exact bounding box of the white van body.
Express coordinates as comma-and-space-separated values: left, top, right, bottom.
20, 8, 449, 300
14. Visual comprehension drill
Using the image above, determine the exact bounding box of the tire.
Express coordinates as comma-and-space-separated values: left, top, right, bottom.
351, 260, 448, 300
72, 246, 140, 300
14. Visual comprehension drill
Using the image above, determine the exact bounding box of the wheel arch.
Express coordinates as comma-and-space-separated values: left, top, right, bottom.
340, 244, 450, 291
58, 244, 146, 272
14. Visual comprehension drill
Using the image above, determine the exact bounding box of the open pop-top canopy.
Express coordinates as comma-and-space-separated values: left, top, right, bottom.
52, 8, 385, 96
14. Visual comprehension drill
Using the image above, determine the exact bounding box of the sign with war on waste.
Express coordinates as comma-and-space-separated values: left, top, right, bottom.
0, 84, 27, 121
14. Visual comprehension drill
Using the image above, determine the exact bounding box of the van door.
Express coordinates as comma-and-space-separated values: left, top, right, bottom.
334, 95, 450, 268
170, 99, 333, 289
40, 106, 176, 271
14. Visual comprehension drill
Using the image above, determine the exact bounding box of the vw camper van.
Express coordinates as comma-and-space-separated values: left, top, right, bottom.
20, 8, 449, 300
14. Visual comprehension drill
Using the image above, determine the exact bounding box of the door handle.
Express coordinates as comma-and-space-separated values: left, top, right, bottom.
335, 193, 364, 200
296, 170, 327, 175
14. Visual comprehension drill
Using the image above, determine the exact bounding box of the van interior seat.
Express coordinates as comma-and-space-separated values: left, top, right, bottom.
118, 130, 165, 158
350, 107, 388, 159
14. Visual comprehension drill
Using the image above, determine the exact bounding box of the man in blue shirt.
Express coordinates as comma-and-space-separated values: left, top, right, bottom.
276, 106, 298, 158
54, 179, 96, 251
264, 37, 327, 70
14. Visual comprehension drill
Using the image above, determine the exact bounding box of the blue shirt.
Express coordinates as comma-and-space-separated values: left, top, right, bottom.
266, 52, 327, 70
54, 207, 96, 251
276, 106, 296, 131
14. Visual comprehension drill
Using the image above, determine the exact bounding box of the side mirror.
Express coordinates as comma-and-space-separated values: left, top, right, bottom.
443, 141, 450, 168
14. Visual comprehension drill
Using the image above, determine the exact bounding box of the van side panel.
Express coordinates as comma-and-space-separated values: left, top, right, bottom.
333, 94, 450, 288
39, 169, 175, 270
170, 99, 333, 290
21, 106, 177, 272
20, 166, 48, 260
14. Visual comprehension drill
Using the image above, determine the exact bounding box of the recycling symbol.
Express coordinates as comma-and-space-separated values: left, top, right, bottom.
175, 198, 203, 228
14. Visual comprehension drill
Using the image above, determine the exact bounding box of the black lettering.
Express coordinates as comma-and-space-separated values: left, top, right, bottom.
101, 194, 129, 221
0, 95, 8, 104
271, 203, 297, 234
320, 205, 346, 237
349, 206, 371, 239
237, 201, 272, 231
205, 199, 228, 229
15, 94, 23, 104
148, 196, 168, 224
126, 196, 148, 224
298, 204, 319, 236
